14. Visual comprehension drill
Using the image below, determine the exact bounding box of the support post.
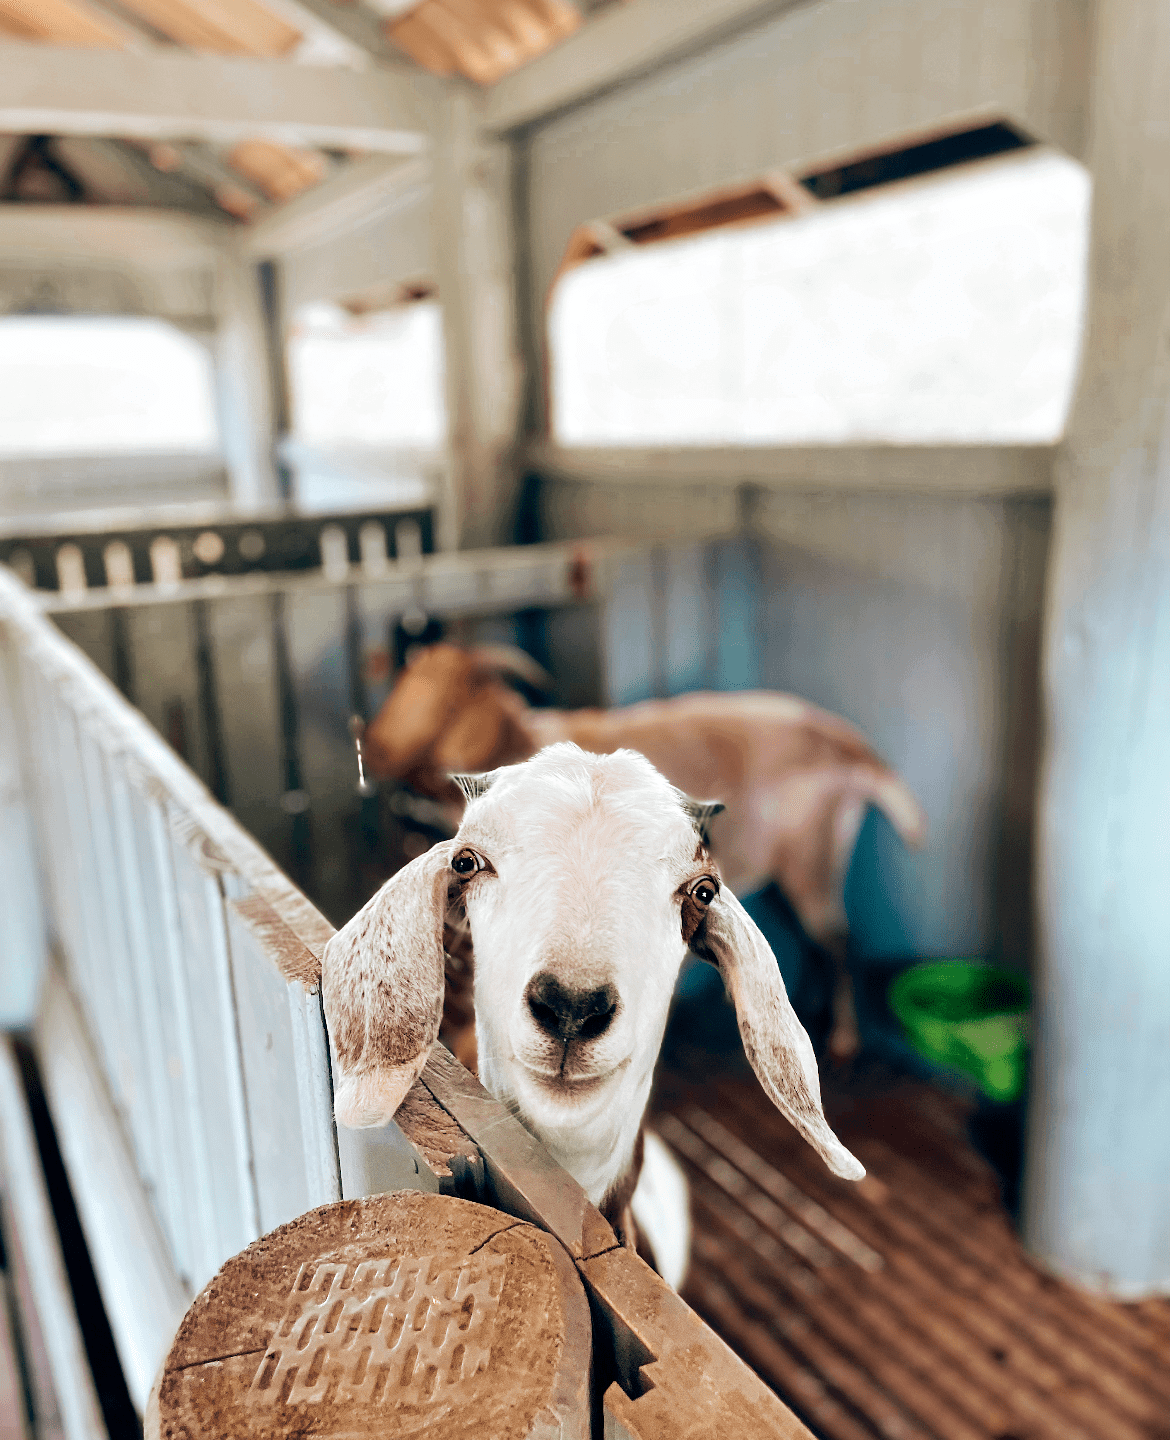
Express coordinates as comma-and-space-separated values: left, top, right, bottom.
1024, 0, 1170, 1295
214, 256, 282, 510
430, 86, 523, 549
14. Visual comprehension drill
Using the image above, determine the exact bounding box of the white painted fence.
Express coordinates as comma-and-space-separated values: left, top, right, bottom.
0, 562, 345, 1416
0, 540, 639, 1422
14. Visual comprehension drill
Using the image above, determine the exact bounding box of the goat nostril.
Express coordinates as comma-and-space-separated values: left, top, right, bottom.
528, 997, 562, 1038
577, 1002, 616, 1041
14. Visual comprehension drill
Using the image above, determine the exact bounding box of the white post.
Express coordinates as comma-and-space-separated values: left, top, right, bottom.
1024, 0, 1170, 1295
213, 255, 282, 511
430, 85, 523, 549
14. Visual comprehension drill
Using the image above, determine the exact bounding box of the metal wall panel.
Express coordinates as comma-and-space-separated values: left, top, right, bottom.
122, 600, 212, 788
526, 0, 1087, 304
203, 590, 285, 857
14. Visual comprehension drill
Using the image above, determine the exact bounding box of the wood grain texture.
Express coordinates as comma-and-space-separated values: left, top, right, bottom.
655, 1074, 1170, 1440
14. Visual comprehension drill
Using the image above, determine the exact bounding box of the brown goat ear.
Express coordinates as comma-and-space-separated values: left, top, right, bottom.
469, 644, 553, 694
322, 840, 454, 1128
690, 887, 865, 1182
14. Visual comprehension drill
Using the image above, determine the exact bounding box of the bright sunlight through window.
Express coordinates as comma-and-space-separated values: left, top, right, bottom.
289, 300, 446, 450
550, 149, 1090, 446
0, 316, 219, 456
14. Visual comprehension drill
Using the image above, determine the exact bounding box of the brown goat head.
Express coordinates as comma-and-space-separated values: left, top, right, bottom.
363, 643, 536, 796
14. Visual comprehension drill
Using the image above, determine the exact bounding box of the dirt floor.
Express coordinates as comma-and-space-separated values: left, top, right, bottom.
652, 1064, 1170, 1440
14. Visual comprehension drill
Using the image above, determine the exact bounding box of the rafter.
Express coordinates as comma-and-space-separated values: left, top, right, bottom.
264, 0, 409, 65
0, 40, 431, 152
483, 0, 802, 130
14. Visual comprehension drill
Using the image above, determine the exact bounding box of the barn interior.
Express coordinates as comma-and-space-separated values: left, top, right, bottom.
0, 2, 1167, 1439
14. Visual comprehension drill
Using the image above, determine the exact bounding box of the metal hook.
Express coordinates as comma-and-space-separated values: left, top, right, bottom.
349, 714, 376, 797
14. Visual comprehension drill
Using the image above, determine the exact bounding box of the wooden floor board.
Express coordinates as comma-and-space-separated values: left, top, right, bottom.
712, 1082, 1170, 1411
657, 1074, 1170, 1440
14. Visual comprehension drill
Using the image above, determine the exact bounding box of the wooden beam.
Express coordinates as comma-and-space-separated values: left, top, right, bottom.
214, 255, 282, 509
1024, 0, 1170, 1298
483, 0, 804, 131
264, 0, 411, 65
431, 88, 524, 547
528, 442, 1057, 498
0, 204, 230, 266
0, 40, 431, 153
243, 154, 429, 257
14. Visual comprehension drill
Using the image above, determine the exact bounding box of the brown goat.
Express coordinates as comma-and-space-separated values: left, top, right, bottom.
365, 643, 926, 1061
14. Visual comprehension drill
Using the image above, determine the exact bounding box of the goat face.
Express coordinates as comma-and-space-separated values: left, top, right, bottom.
322, 742, 863, 1212
449, 745, 718, 1201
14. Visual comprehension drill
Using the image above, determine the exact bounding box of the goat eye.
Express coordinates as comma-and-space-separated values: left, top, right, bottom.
690, 876, 719, 906
451, 848, 485, 877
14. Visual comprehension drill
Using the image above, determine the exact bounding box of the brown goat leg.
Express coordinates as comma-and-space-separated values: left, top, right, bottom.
823, 933, 861, 1064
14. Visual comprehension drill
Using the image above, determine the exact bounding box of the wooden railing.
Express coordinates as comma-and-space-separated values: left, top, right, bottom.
0, 559, 811, 1439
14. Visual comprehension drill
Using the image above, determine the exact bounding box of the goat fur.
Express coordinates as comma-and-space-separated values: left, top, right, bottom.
323, 743, 863, 1266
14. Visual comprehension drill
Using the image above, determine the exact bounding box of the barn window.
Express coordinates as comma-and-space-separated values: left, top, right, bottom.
288, 296, 446, 450
548, 143, 1090, 446
0, 315, 218, 455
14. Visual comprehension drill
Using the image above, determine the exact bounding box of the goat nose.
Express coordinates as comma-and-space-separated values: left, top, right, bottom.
525, 973, 619, 1044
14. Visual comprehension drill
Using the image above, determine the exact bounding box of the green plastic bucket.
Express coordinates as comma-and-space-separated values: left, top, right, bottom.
888, 961, 1030, 1102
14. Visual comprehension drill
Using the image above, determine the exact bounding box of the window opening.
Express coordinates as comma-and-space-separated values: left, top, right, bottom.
0, 315, 218, 456
548, 144, 1089, 446
555, 174, 808, 284
799, 120, 1032, 200
287, 297, 445, 450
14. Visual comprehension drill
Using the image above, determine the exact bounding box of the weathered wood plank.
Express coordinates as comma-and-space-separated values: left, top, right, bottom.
0, 1038, 105, 1440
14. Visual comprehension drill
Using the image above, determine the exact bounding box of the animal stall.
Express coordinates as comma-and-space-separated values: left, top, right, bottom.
0, 556, 814, 1440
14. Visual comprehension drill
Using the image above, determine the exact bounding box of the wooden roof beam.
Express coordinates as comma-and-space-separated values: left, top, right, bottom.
482, 0, 804, 131
263, 0, 414, 66
0, 39, 432, 153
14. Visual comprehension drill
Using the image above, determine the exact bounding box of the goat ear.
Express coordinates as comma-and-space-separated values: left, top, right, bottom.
449, 769, 499, 802
322, 840, 454, 1128
690, 887, 865, 1181
469, 643, 553, 694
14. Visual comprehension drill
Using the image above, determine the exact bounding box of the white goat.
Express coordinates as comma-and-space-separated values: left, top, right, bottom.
323, 743, 863, 1279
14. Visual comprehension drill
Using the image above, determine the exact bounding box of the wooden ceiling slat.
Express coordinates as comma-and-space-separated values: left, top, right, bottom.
112, 0, 300, 56
519, 0, 580, 41
0, 0, 124, 48
384, 10, 458, 75
490, 0, 552, 53
437, 0, 524, 69
387, 0, 582, 85
407, 1, 506, 85
228, 137, 325, 201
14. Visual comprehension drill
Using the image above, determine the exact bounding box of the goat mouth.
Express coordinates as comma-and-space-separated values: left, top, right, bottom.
519, 1060, 625, 1097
